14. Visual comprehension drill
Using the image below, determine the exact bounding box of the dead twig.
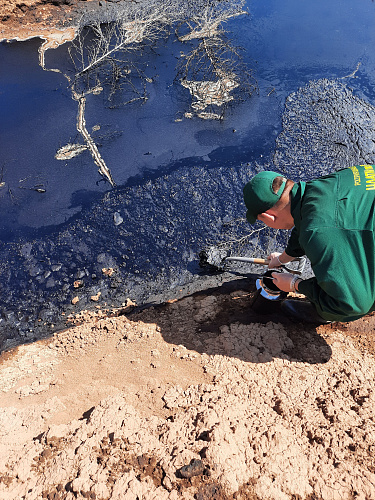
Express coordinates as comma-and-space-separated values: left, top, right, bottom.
342, 62, 361, 79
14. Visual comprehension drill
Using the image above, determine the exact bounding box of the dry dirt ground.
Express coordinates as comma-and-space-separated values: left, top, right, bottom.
1, 285, 375, 500
2, 2, 375, 499
0, 0, 81, 42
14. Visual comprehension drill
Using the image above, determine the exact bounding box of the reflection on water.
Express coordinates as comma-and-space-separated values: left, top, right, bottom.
0, 0, 374, 242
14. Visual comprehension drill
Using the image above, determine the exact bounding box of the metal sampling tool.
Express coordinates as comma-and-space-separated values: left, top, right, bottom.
199, 246, 307, 315
199, 246, 306, 274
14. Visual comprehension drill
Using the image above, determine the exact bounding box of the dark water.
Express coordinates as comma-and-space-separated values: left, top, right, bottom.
1, 0, 375, 347
1, 0, 375, 237
1, 0, 373, 241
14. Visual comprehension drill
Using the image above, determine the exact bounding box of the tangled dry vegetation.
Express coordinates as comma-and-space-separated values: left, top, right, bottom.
37, 0, 256, 184
1, 0, 257, 185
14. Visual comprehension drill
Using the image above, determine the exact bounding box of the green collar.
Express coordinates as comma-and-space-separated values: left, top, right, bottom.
290, 181, 306, 226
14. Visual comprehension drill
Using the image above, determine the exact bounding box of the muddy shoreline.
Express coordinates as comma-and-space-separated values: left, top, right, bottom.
1, 76, 375, 352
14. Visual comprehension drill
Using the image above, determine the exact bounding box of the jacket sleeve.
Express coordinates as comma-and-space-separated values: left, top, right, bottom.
285, 227, 305, 258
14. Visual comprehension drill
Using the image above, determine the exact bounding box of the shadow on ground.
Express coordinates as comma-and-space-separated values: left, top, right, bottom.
128, 278, 332, 365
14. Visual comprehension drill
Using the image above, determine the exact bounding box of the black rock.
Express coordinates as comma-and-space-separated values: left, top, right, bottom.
179, 459, 205, 478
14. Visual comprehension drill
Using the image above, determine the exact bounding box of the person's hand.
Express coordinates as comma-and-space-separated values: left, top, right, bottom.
271, 272, 294, 292
268, 252, 283, 268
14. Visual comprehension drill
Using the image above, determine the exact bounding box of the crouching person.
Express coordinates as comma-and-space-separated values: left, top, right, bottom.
243, 166, 375, 324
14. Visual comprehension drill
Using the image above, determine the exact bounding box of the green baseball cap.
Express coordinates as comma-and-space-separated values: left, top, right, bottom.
243, 171, 286, 224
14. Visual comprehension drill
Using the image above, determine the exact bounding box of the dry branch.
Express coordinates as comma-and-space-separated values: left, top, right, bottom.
40, 0, 256, 183
175, 0, 255, 119
73, 90, 116, 187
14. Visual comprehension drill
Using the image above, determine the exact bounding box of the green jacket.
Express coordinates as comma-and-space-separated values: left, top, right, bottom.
286, 165, 375, 322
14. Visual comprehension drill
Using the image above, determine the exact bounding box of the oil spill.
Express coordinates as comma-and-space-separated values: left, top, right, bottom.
1, 0, 375, 349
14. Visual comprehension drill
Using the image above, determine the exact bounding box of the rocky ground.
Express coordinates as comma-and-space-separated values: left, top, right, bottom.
2, 1, 375, 499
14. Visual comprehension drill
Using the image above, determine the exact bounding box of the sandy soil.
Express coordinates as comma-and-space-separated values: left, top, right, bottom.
1, 286, 375, 499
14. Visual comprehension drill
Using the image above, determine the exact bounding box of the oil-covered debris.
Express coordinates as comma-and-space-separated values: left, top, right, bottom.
198, 246, 229, 271
38, 0, 251, 189
55, 143, 88, 160
274, 79, 375, 180
0, 162, 256, 351
182, 77, 239, 118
